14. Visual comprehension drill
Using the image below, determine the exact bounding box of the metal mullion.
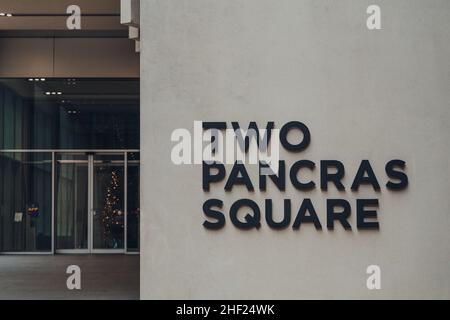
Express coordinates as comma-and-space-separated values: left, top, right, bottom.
88, 154, 94, 253
124, 152, 128, 252
1, 251, 53, 255
51, 151, 55, 254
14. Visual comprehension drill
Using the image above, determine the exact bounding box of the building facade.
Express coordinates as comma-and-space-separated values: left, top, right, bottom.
0, 0, 140, 254
0, 0, 449, 300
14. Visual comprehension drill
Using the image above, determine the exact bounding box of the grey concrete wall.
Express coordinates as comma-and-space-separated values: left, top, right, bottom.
140, 0, 450, 299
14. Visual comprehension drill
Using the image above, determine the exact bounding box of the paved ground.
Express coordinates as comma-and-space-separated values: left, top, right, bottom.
0, 255, 139, 300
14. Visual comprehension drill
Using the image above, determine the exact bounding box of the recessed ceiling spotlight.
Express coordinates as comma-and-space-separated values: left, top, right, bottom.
51, 92, 56, 95
0, 13, 5, 16
28, 78, 34, 81
6, 13, 12, 17
40, 78, 46, 81
57, 92, 62, 95
45, 92, 51, 95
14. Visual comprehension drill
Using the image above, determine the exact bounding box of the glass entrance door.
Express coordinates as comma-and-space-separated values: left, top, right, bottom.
56, 153, 126, 253
55, 154, 89, 253
92, 154, 125, 252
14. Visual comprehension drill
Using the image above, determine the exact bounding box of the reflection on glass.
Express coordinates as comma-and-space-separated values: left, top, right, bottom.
0, 78, 139, 150
127, 152, 140, 252
56, 154, 88, 250
93, 154, 125, 249
0, 152, 52, 252
0, 78, 141, 253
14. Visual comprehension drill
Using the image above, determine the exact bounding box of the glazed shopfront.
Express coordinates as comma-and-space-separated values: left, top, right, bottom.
0, 78, 140, 254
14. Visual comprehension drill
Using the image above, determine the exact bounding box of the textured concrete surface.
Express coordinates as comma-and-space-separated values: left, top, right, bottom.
140, 0, 450, 299
0, 255, 139, 300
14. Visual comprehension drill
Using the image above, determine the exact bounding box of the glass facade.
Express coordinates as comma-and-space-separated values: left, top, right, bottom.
0, 78, 140, 253
127, 152, 140, 252
0, 152, 52, 252
56, 154, 89, 250
92, 154, 125, 250
0, 78, 139, 150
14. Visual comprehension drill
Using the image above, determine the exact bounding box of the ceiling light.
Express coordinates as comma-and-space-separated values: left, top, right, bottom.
0, 13, 5, 16
40, 78, 46, 81
28, 78, 34, 81
6, 13, 12, 17
45, 92, 51, 95
57, 92, 62, 95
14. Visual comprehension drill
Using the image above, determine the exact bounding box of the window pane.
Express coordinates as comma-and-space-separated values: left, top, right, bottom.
56, 154, 89, 250
0, 78, 139, 150
127, 152, 140, 252
0, 152, 52, 252
93, 154, 125, 250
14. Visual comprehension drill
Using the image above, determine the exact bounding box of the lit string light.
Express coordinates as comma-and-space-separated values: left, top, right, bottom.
101, 170, 122, 248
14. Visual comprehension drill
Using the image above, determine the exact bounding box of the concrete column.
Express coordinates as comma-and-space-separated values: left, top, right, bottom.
121, 0, 140, 52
